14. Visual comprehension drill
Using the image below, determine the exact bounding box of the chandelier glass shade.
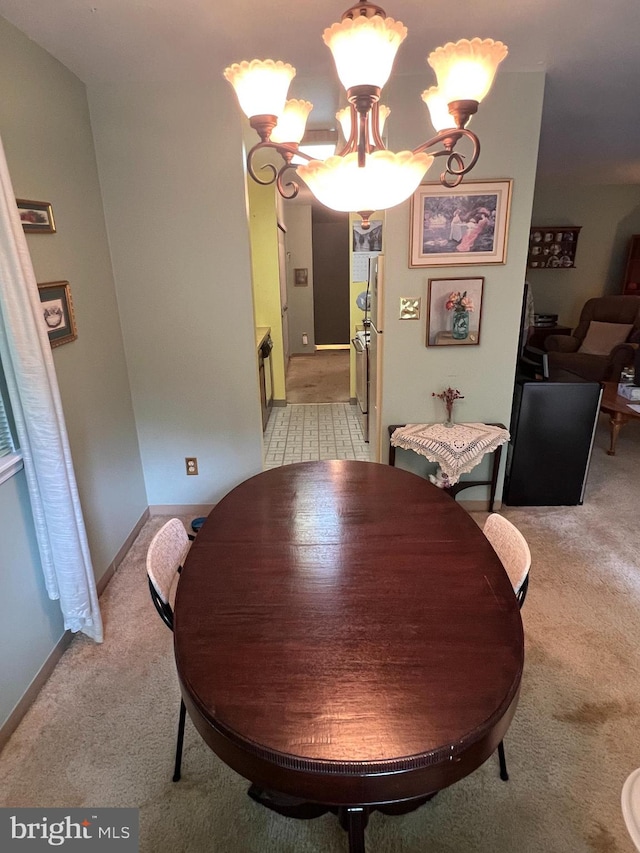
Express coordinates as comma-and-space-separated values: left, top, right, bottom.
298, 149, 434, 216
224, 1, 507, 227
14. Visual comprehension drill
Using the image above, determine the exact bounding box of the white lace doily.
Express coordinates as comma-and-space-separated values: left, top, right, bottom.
390, 422, 510, 485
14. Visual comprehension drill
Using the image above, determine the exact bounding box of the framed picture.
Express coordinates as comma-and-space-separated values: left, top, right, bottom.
426, 277, 484, 347
409, 180, 512, 267
294, 268, 308, 286
38, 281, 77, 348
16, 199, 56, 233
352, 219, 383, 253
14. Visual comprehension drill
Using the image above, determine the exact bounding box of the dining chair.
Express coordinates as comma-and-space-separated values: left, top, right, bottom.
146, 518, 192, 782
622, 767, 640, 851
483, 512, 532, 781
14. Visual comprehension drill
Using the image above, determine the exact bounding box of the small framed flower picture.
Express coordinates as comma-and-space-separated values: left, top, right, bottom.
426, 277, 484, 347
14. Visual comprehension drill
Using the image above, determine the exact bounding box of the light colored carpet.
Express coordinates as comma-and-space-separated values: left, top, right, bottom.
1, 414, 639, 852
286, 351, 350, 404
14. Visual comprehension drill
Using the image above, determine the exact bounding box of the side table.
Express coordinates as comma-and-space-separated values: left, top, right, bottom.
527, 324, 571, 349
388, 422, 509, 511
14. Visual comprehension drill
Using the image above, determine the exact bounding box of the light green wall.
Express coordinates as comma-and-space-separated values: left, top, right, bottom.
0, 15, 147, 731
87, 80, 263, 505
0, 470, 64, 729
381, 72, 545, 498
529, 183, 640, 327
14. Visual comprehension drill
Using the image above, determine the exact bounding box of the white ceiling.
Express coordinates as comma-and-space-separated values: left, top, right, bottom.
0, 0, 638, 183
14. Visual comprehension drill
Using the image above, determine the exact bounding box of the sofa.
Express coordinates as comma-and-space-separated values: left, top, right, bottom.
544, 295, 640, 382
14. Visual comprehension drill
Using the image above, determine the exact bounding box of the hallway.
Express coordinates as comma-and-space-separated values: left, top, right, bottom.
285, 350, 350, 404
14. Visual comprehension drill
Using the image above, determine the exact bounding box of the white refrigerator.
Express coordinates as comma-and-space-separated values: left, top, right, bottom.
367, 255, 384, 461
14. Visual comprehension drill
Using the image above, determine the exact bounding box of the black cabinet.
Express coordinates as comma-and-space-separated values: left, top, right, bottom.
503, 380, 602, 506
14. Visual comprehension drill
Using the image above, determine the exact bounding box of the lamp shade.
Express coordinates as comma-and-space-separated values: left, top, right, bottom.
323, 14, 407, 90
421, 87, 457, 133
271, 99, 313, 144
336, 104, 390, 143
427, 39, 508, 104
297, 149, 433, 213
223, 59, 295, 119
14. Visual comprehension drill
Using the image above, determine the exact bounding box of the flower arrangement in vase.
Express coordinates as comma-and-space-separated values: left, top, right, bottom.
433, 387, 464, 427
445, 291, 474, 340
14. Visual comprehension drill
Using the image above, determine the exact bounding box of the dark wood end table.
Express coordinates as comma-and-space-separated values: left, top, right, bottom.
600, 382, 640, 455
388, 422, 507, 510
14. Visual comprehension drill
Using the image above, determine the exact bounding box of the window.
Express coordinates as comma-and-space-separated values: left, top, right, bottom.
0, 366, 22, 484
0, 391, 13, 457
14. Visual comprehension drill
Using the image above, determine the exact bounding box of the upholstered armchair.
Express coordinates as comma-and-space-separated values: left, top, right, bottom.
544, 295, 640, 382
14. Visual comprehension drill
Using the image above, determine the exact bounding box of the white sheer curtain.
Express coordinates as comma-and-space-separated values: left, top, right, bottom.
0, 136, 103, 642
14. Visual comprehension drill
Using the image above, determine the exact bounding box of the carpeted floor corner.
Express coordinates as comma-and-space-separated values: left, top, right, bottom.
1, 414, 639, 852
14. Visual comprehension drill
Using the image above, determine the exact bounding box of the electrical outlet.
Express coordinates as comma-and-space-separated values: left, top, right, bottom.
185, 457, 198, 475
302, 333, 308, 345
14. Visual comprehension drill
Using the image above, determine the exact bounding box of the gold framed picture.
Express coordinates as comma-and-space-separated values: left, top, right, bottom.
17, 199, 56, 233
38, 281, 77, 348
409, 180, 512, 267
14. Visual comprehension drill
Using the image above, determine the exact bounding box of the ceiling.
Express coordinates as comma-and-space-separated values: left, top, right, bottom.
0, 0, 638, 184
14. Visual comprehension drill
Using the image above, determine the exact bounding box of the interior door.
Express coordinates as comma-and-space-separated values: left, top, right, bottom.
277, 223, 290, 367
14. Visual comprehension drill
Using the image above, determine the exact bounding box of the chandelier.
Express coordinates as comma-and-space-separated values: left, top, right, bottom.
224, 1, 507, 229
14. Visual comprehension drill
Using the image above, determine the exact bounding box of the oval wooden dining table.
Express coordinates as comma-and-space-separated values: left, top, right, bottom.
173, 460, 524, 852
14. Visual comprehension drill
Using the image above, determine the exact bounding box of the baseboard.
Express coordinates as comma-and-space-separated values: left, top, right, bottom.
349, 397, 357, 405
96, 507, 150, 596
272, 399, 287, 407
148, 504, 215, 517
458, 499, 503, 511
0, 630, 73, 754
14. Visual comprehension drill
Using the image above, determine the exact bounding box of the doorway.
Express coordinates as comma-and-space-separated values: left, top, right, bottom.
284, 204, 351, 403
311, 207, 350, 345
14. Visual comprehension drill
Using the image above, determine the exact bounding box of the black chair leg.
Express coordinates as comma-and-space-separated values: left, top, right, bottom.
497, 740, 509, 781
173, 698, 186, 782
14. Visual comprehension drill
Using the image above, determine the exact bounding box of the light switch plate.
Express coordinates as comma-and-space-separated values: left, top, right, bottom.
399, 297, 421, 320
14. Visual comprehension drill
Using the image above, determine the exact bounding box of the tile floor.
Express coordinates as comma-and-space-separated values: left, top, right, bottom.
263, 403, 371, 468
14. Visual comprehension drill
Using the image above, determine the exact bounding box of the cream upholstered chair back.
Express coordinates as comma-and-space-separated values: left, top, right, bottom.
146, 518, 190, 607
483, 513, 531, 606
483, 512, 531, 783
145, 517, 191, 782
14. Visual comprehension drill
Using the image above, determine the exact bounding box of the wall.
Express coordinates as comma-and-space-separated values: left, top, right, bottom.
88, 79, 263, 507
0, 16, 147, 732
381, 72, 545, 499
283, 204, 315, 356
528, 183, 640, 327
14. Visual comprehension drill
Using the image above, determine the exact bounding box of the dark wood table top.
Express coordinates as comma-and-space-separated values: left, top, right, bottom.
174, 460, 523, 807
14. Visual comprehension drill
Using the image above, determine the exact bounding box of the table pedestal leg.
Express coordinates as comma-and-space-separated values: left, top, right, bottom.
607, 414, 627, 456
338, 806, 368, 853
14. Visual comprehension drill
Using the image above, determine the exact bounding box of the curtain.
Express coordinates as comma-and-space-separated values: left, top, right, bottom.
0, 136, 103, 642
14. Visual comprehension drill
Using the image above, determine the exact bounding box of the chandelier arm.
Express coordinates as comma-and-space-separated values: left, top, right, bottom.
438, 152, 466, 188
370, 102, 385, 151
412, 127, 480, 183
246, 140, 317, 187
275, 163, 302, 200
337, 104, 359, 157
